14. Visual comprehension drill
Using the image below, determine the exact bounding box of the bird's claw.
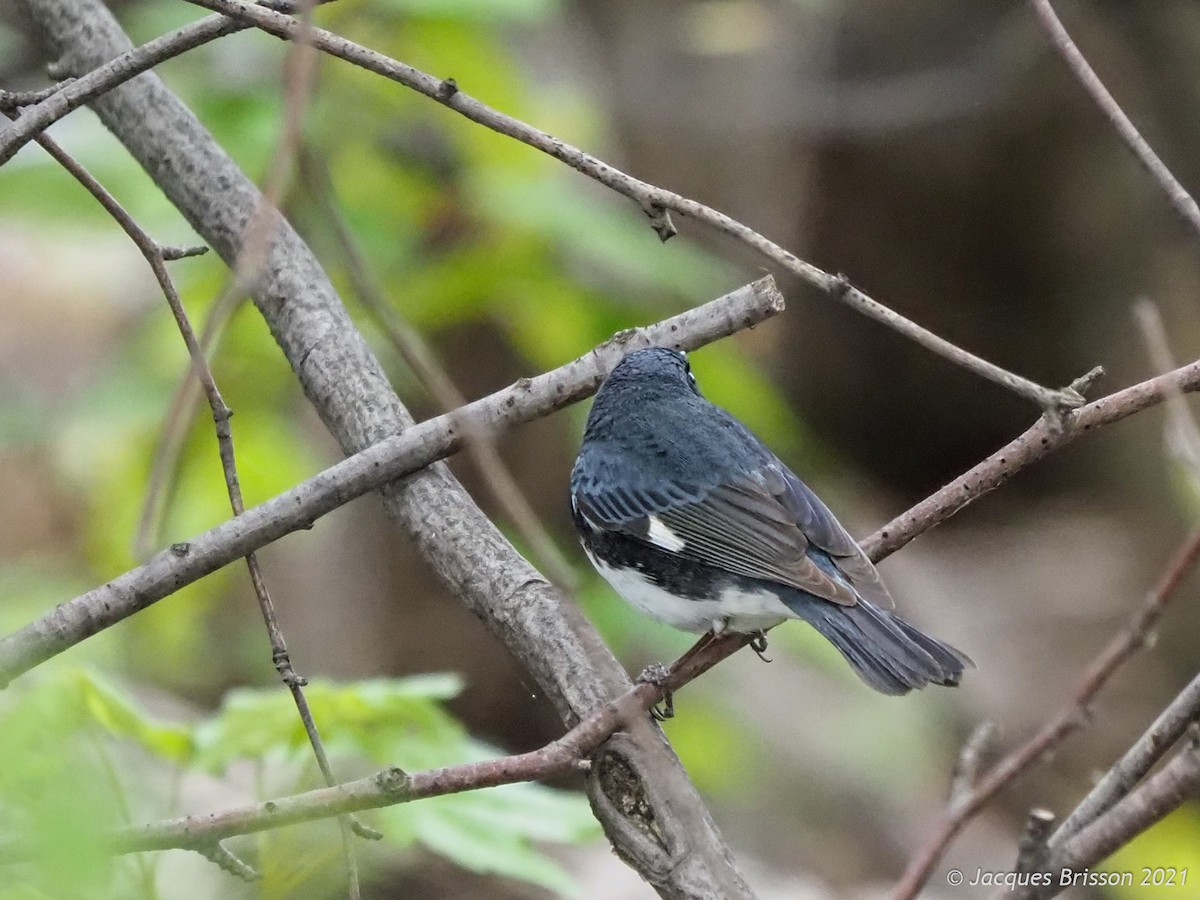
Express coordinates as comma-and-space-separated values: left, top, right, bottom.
749, 631, 772, 663
650, 693, 675, 721
637, 662, 674, 720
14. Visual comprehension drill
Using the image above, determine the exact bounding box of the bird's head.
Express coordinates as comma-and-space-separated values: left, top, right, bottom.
598, 347, 700, 400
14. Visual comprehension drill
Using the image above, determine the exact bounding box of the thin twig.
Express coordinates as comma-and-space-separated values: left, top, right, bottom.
0, 0, 334, 166
0, 81, 74, 109
5, 93, 372, 889
891, 525, 1200, 900
173, 0, 1084, 418
0, 631, 746, 865
1028, 0, 1200, 240
300, 148, 579, 591
1133, 299, 1200, 484
135, 292, 244, 558
0, 278, 786, 683
1050, 671, 1200, 846
1014, 735, 1200, 900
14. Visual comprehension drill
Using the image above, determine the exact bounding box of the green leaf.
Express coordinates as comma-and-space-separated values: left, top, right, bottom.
393, 788, 593, 896
1106, 804, 1200, 898
73, 669, 194, 763
193, 674, 467, 771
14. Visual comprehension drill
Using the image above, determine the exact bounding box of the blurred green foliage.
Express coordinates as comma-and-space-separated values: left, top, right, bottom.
1107, 806, 1200, 898
0, 0, 794, 894
0, 668, 598, 898
12, 0, 1194, 897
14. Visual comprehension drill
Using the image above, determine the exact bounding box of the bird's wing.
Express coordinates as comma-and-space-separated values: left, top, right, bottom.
759, 463, 895, 610
575, 461, 892, 609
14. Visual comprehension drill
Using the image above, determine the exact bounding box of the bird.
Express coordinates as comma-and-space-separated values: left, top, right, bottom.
569, 346, 971, 697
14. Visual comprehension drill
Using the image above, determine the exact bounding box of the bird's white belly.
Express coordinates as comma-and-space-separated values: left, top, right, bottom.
588, 553, 794, 634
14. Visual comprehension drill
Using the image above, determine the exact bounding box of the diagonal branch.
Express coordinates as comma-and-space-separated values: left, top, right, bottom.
1011, 734, 1200, 900
1050, 673, 1200, 848
8, 0, 1079, 418
1028, 0, 1200, 241
299, 147, 579, 591
0, 0, 328, 165
0, 279, 782, 685
890, 524, 1200, 900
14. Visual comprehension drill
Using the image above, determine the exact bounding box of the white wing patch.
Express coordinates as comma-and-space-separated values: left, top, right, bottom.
646, 515, 686, 552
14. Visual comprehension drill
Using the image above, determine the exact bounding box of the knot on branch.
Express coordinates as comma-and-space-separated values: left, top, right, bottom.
375, 766, 411, 797
638, 199, 677, 242
160, 244, 210, 261
272, 650, 308, 687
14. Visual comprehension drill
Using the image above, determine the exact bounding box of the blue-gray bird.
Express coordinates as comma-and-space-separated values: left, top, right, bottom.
569, 347, 970, 695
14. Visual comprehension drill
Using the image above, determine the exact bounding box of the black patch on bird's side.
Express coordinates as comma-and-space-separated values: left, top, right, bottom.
572, 504, 728, 602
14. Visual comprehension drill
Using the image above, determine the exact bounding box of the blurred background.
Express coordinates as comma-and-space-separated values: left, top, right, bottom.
2, 0, 1200, 897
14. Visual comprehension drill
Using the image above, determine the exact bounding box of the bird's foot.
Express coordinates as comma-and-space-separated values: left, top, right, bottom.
637, 662, 675, 721
650, 693, 675, 721
749, 631, 772, 663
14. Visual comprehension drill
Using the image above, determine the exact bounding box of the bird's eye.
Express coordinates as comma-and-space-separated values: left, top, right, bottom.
686, 368, 697, 389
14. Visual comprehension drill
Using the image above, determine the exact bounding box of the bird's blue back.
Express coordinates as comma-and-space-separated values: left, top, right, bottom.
572, 350, 776, 515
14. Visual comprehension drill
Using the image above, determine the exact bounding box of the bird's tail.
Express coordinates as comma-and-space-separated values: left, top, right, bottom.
790, 595, 972, 695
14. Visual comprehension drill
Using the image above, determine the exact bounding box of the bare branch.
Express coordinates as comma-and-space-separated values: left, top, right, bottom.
16, 2, 768, 892
891, 525, 1200, 900
0, 81, 73, 109
1028, 0, 1200, 240
0, 1, 332, 167
172, 0, 1084, 417
1056, 739, 1200, 873
0, 279, 782, 684
1051, 673, 1200, 846
300, 148, 580, 591
1012, 733, 1200, 900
